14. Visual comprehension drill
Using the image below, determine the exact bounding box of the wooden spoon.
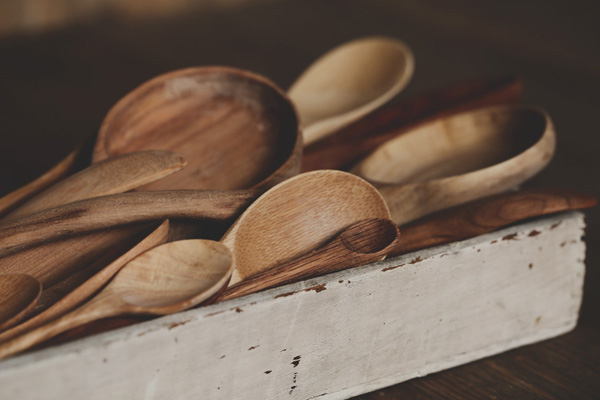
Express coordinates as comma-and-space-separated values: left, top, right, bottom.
93, 66, 301, 192
3, 150, 186, 222
288, 36, 414, 145
0, 190, 257, 258
351, 105, 556, 225
389, 188, 597, 257
0, 239, 233, 359
0, 274, 42, 332
302, 74, 524, 171
0, 220, 170, 343
215, 218, 400, 302
221, 170, 391, 285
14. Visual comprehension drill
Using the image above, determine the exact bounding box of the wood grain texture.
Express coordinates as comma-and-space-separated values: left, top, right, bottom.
390, 188, 597, 256
0, 239, 233, 360
3, 150, 186, 221
0, 224, 153, 287
0, 212, 585, 399
352, 105, 556, 225
0, 275, 41, 332
93, 66, 301, 192
288, 36, 414, 145
0, 220, 170, 344
215, 218, 399, 302
221, 170, 391, 285
0, 189, 258, 258
302, 74, 523, 171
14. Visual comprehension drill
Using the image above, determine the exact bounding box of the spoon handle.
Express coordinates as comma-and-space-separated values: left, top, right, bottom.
0, 290, 117, 360
0, 190, 258, 258
215, 219, 400, 302
0, 220, 170, 343
389, 188, 597, 257
302, 74, 523, 171
4, 150, 187, 222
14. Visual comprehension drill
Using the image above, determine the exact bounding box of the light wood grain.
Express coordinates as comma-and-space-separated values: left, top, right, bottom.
3, 151, 186, 221
352, 105, 556, 225
288, 36, 414, 145
215, 218, 399, 302
0, 274, 41, 332
221, 170, 391, 285
0, 220, 170, 344
302, 74, 523, 171
0, 212, 585, 399
93, 66, 301, 192
0, 239, 233, 360
390, 188, 597, 256
0, 190, 258, 258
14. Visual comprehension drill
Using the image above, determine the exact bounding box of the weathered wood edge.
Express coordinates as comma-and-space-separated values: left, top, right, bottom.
0, 211, 586, 399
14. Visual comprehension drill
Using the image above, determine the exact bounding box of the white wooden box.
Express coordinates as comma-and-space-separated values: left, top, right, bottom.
0, 211, 586, 399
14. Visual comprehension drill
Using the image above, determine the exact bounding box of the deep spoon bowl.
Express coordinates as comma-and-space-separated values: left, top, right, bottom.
93, 66, 301, 192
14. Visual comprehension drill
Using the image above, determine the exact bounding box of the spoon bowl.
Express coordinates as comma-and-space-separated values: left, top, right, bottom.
288, 36, 414, 145
94, 66, 301, 192
352, 105, 556, 225
0, 274, 42, 332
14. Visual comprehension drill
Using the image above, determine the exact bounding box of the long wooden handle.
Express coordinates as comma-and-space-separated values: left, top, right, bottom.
0, 291, 117, 360
4, 150, 187, 221
215, 219, 400, 302
0, 190, 258, 258
390, 188, 597, 257
302, 74, 523, 171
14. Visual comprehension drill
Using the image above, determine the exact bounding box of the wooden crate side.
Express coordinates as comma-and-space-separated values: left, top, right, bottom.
0, 212, 586, 400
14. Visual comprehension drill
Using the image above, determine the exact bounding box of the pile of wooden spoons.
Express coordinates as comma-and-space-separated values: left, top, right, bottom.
0, 36, 596, 361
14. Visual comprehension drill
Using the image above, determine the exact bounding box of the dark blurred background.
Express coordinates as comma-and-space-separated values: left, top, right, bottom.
0, 1, 598, 398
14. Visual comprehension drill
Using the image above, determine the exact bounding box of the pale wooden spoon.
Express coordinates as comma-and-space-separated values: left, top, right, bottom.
0, 239, 233, 359
0, 220, 170, 343
3, 150, 186, 222
288, 36, 414, 145
351, 105, 556, 225
215, 218, 400, 302
221, 170, 391, 285
0, 274, 42, 332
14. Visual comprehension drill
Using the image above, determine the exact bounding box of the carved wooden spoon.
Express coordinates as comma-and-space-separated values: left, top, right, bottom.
0, 274, 42, 332
302, 74, 524, 171
389, 188, 598, 256
93, 66, 301, 192
0, 220, 170, 343
288, 36, 414, 145
0, 239, 233, 359
2, 150, 186, 222
221, 170, 391, 285
351, 105, 556, 225
215, 218, 400, 302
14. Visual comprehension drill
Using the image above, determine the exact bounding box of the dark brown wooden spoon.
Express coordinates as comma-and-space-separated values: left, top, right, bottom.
389, 188, 597, 257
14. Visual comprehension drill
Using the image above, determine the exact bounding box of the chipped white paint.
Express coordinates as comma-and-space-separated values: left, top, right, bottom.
0, 212, 586, 400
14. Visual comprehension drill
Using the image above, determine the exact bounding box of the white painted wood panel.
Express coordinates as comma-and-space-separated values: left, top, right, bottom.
0, 212, 586, 400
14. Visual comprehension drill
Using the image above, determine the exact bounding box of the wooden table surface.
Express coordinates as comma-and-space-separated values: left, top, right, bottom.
0, 1, 598, 398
